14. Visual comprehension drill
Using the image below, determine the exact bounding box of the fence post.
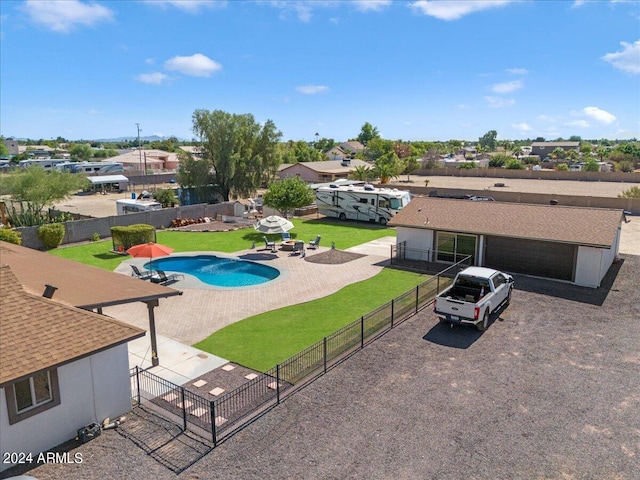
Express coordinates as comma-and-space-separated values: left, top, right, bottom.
210, 400, 217, 446
276, 364, 281, 404
415, 285, 419, 313
323, 338, 328, 374
360, 316, 364, 349
437, 275, 440, 294
180, 386, 187, 431
391, 299, 395, 328
135, 366, 141, 405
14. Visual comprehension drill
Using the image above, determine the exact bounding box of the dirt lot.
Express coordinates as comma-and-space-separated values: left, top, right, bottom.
8, 254, 639, 480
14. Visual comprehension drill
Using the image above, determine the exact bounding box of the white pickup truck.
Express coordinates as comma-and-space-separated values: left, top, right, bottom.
433, 267, 514, 331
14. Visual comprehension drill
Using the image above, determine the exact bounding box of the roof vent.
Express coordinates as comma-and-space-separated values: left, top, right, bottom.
363, 184, 374, 191
43, 284, 58, 299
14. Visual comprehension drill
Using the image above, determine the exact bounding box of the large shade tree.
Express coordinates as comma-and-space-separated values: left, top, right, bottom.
192, 109, 282, 201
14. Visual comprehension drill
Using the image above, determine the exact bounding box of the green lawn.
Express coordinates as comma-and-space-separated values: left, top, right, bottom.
194, 268, 428, 371
50, 217, 394, 269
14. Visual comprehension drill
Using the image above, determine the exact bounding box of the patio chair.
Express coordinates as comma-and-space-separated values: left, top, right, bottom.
308, 235, 321, 249
151, 270, 185, 285
131, 265, 155, 281
289, 240, 305, 256
281, 232, 291, 241
263, 236, 276, 251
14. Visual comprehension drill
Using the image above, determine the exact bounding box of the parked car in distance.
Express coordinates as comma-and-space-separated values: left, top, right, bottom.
433, 266, 514, 331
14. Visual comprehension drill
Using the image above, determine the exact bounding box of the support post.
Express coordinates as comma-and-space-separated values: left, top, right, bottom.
146, 299, 160, 367
210, 400, 217, 446
181, 387, 187, 431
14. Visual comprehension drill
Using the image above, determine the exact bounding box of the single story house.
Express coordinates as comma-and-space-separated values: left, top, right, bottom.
0, 265, 145, 472
531, 141, 580, 159
278, 159, 371, 183
389, 197, 623, 288
111, 149, 179, 173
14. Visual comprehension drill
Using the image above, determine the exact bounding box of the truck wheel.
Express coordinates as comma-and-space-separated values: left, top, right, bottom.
477, 310, 489, 331
339, 213, 347, 221
379, 217, 387, 226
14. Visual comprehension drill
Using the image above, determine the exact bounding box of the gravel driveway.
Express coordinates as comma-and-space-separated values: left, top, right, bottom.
4, 255, 639, 480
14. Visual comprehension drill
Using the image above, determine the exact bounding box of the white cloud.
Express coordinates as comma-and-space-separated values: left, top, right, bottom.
491, 80, 523, 93
582, 106, 617, 124
507, 68, 528, 75
87, 109, 99, 116
137, 72, 169, 85
296, 85, 329, 94
512, 122, 532, 132
408, 0, 513, 21
267, 1, 316, 22
352, 0, 392, 12
164, 54, 222, 77
145, 58, 156, 65
142, 0, 227, 13
22, 0, 114, 33
484, 96, 515, 108
602, 40, 640, 74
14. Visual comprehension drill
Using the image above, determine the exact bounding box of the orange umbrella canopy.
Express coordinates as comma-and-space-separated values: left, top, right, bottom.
127, 243, 174, 269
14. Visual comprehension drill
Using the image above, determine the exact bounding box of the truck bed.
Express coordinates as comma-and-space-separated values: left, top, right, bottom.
440, 286, 484, 304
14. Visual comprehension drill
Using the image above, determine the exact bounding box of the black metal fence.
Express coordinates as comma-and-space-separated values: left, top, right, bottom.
391, 242, 473, 271
131, 257, 470, 446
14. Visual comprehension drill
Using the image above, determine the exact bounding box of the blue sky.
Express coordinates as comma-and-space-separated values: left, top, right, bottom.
1, 0, 639, 143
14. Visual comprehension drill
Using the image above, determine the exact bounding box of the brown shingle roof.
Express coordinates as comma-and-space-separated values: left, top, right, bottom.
0, 265, 145, 386
0, 241, 181, 309
389, 197, 622, 247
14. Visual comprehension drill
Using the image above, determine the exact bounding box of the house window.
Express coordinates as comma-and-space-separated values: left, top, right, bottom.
5, 370, 60, 425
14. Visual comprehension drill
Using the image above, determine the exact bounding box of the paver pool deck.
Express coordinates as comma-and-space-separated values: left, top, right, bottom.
106, 238, 396, 346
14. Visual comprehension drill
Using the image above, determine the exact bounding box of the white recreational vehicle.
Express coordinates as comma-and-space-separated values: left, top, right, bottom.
315, 183, 411, 225
55, 161, 124, 175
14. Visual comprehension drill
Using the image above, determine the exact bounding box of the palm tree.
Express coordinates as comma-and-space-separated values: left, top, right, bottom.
373, 163, 397, 184
350, 165, 372, 181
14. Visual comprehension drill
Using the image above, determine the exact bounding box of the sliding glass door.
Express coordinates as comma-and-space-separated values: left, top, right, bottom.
435, 232, 476, 264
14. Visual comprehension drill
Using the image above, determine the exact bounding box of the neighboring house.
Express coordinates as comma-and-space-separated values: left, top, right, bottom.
110, 149, 179, 173
278, 159, 371, 183
0, 265, 145, 472
531, 141, 579, 159
439, 154, 490, 168
389, 197, 623, 288
326, 141, 365, 161
178, 146, 204, 158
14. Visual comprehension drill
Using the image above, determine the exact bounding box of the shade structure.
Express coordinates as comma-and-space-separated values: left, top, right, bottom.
127, 242, 174, 271
254, 215, 294, 235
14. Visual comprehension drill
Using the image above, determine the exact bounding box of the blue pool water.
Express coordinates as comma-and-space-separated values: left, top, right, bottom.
145, 255, 280, 287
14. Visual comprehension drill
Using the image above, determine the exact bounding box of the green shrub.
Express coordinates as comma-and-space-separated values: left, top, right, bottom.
505, 159, 525, 170
92, 232, 101, 242
110, 224, 156, 251
154, 188, 178, 207
556, 163, 569, 171
618, 186, 640, 199
37, 223, 65, 249
0, 228, 22, 245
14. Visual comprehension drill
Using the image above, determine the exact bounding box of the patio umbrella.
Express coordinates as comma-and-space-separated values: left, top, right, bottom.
253, 215, 294, 235
127, 242, 174, 272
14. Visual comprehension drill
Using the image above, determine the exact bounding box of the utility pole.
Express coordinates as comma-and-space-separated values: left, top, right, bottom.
136, 123, 142, 191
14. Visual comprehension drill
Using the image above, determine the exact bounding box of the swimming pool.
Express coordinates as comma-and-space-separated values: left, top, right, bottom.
145, 255, 280, 287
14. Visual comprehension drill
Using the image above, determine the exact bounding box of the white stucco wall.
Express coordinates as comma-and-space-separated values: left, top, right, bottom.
0, 344, 131, 472
396, 227, 434, 261
574, 225, 620, 288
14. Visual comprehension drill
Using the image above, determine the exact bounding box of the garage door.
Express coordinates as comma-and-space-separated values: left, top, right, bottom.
484, 236, 576, 281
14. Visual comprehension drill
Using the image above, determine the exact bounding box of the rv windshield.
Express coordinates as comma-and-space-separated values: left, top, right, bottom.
389, 193, 410, 210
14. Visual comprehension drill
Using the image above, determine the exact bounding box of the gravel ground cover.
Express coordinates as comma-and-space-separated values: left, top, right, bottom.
4, 255, 639, 480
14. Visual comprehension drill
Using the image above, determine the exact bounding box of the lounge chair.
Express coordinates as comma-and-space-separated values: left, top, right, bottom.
151, 270, 185, 285
263, 236, 276, 251
131, 265, 155, 280
308, 235, 321, 249
281, 232, 291, 241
